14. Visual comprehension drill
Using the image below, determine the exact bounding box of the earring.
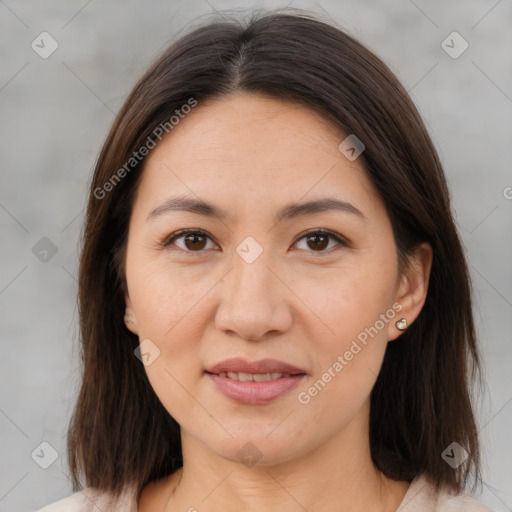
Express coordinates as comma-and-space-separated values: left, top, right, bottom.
124, 317, 134, 325
395, 318, 408, 331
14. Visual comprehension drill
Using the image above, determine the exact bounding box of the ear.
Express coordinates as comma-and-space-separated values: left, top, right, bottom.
388, 242, 433, 341
124, 289, 139, 335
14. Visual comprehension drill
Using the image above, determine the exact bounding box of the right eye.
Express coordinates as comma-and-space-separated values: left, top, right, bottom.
161, 229, 219, 254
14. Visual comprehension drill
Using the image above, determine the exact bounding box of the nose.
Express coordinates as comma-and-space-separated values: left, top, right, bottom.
214, 249, 293, 341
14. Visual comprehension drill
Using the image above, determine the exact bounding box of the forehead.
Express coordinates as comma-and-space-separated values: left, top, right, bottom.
133, 92, 380, 221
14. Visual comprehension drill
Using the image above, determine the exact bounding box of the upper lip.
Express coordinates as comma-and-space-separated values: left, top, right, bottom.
207, 358, 307, 375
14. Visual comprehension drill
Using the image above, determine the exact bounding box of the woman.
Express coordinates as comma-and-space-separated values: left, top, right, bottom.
37, 9, 493, 512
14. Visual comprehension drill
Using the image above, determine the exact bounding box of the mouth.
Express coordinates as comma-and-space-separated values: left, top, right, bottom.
205, 358, 307, 404
211, 371, 299, 381
206, 357, 307, 376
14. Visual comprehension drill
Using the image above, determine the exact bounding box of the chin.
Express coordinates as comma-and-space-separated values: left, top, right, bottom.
203, 429, 309, 468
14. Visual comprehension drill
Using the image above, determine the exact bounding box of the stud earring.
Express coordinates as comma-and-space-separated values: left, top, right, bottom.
124, 317, 134, 325
395, 318, 408, 331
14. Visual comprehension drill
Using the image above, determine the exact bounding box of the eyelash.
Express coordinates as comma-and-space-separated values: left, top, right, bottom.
160, 228, 348, 256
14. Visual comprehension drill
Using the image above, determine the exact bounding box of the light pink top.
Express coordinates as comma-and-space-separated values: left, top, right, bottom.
35, 473, 495, 511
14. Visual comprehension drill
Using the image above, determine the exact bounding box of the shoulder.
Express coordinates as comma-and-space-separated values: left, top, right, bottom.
34, 488, 100, 512
399, 474, 495, 512
34, 484, 138, 512
436, 490, 495, 512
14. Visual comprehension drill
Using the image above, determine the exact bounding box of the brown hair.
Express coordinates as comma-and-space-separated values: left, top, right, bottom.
68, 8, 484, 501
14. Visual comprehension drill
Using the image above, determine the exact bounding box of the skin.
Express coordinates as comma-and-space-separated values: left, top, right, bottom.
123, 91, 433, 512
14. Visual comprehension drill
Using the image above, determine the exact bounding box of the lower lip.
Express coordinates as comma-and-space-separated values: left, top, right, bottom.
207, 373, 306, 405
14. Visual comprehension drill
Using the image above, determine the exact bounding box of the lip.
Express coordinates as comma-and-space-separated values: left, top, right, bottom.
205, 358, 307, 405
207, 373, 306, 405
207, 357, 307, 375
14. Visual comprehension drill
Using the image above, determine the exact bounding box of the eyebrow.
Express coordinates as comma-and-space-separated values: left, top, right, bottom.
146, 195, 367, 224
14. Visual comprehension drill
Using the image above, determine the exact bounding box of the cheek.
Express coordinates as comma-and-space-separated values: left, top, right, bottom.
293, 279, 391, 433
290, 258, 396, 411
126, 258, 207, 407
129, 253, 211, 335
292, 259, 396, 352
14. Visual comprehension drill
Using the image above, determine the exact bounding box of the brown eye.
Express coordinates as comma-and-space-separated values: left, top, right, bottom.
163, 228, 346, 256
183, 232, 207, 251
306, 233, 329, 250
163, 229, 216, 253
295, 230, 345, 253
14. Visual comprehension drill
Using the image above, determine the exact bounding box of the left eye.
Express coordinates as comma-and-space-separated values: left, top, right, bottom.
294, 230, 345, 252
162, 229, 345, 254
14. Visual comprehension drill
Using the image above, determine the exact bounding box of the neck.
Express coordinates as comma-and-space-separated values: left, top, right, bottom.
163, 404, 410, 512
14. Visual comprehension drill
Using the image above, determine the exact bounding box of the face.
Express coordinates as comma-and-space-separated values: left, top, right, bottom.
123, 91, 432, 466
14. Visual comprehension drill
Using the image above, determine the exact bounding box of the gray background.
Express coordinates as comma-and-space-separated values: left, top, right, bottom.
1, 1, 511, 511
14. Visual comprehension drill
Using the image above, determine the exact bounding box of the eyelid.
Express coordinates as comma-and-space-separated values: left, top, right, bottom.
162, 228, 218, 252
293, 228, 348, 251
161, 228, 348, 254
